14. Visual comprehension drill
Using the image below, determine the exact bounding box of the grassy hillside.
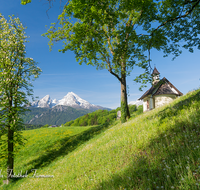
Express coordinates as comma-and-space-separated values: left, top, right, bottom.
1, 88, 200, 189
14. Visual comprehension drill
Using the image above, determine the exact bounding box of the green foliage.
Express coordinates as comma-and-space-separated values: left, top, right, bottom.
155, 0, 200, 58
41, 124, 49, 128
0, 14, 41, 177
65, 105, 141, 127
136, 105, 143, 114
20, 0, 31, 5
129, 104, 136, 113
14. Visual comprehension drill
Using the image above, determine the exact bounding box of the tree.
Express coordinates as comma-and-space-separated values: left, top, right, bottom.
153, 0, 200, 57
0, 14, 41, 181
20, 0, 200, 123
42, 0, 164, 123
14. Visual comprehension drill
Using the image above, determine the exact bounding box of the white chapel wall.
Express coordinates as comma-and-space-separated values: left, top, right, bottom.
143, 98, 148, 112
155, 94, 177, 108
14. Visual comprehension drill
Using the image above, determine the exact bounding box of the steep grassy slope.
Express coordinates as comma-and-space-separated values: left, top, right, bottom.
1, 89, 200, 189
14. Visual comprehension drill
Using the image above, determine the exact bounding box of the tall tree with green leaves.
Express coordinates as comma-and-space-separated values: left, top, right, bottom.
0, 14, 41, 181
42, 0, 164, 123
20, 0, 200, 122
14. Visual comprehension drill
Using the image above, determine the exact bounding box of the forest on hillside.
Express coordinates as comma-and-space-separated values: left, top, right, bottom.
64, 105, 143, 127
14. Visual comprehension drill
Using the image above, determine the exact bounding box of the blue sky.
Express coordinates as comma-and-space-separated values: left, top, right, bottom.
1, 1, 200, 109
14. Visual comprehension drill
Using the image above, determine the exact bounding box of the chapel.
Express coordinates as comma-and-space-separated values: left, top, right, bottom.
139, 67, 183, 112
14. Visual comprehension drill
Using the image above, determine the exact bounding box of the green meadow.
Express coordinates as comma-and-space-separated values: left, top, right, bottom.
1, 88, 200, 189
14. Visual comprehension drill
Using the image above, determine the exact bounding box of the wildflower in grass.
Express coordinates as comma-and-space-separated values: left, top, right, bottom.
161, 186, 164, 188
167, 175, 169, 178
171, 186, 175, 189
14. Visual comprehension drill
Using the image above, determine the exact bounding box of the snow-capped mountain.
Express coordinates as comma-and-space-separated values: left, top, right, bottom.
31, 95, 52, 108
57, 92, 98, 109
129, 99, 143, 107
31, 92, 109, 111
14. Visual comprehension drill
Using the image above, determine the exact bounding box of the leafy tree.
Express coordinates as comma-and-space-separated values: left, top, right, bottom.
20, 0, 200, 123
42, 0, 164, 123
0, 14, 41, 181
42, 124, 49, 128
129, 105, 137, 114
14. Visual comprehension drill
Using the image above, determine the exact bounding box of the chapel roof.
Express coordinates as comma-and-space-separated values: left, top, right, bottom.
152, 67, 160, 75
138, 77, 183, 100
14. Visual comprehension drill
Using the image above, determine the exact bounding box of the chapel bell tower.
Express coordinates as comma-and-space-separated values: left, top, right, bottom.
152, 67, 160, 85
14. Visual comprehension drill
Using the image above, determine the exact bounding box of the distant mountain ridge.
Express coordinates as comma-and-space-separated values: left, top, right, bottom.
21, 105, 92, 126
23, 92, 111, 126
30, 92, 109, 111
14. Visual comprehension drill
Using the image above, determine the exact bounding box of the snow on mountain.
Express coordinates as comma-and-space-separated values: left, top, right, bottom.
30, 92, 109, 111
57, 92, 94, 109
31, 100, 39, 107
38, 95, 52, 108
51, 99, 58, 107
32, 95, 52, 108
129, 99, 143, 107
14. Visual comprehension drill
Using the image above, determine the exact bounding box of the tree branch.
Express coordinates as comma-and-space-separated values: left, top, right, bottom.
137, 0, 200, 38
154, 0, 200, 32
99, 52, 121, 82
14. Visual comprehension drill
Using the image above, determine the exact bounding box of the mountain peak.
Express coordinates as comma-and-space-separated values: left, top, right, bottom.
38, 95, 52, 108
57, 92, 90, 108
30, 92, 110, 111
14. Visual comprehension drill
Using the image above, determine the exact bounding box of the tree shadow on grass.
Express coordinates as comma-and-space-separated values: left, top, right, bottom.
94, 93, 200, 190
10, 123, 109, 184
28, 124, 109, 169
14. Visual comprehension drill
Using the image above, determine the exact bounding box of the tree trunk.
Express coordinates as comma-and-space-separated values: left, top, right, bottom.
120, 66, 130, 123
7, 126, 14, 180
